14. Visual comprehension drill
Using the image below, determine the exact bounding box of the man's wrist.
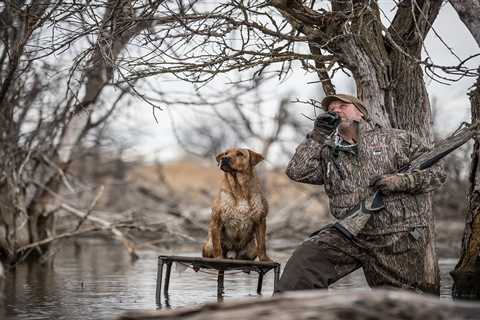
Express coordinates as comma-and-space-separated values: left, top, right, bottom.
307, 129, 328, 144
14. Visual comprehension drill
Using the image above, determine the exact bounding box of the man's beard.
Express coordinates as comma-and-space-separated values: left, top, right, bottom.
339, 118, 356, 130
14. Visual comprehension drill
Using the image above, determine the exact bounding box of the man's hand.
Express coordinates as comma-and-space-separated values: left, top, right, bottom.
369, 174, 406, 193
314, 112, 340, 133
308, 112, 340, 143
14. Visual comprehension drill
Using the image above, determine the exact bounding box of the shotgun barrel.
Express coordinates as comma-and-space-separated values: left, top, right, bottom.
332, 121, 479, 240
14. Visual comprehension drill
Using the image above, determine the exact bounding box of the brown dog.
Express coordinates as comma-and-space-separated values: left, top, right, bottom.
202, 148, 271, 261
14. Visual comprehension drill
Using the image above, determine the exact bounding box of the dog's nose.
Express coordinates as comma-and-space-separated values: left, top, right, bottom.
221, 157, 231, 165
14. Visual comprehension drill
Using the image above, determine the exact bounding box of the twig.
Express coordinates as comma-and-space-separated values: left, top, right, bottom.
41, 155, 75, 193
60, 203, 139, 259
74, 185, 105, 232
18, 226, 100, 252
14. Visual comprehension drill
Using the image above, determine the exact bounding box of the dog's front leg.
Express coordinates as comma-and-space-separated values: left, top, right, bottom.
210, 210, 223, 258
255, 217, 271, 261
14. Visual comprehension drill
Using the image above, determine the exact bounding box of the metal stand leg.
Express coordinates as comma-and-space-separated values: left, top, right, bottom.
257, 271, 264, 295
164, 261, 172, 296
273, 265, 280, 293
156, 258, 164, 305
217, 270, 224, 298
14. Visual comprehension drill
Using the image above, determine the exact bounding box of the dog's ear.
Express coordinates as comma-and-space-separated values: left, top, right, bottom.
215, 152, 225, 165
248, 149, 264, 166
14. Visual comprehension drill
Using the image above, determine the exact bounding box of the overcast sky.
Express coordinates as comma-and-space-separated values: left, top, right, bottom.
112, 2, 480, 164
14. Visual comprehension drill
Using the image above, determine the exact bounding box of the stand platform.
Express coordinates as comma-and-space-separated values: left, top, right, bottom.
155, 255, 281, 304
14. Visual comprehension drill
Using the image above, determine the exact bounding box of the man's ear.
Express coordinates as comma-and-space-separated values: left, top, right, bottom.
248, 149, 264, 166
215, 152, 225, 165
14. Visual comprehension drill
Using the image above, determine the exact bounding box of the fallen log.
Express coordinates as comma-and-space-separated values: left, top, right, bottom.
119, 289, 480, 320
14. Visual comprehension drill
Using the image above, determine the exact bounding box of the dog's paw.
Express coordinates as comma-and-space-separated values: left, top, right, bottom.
258, 255, 272, 262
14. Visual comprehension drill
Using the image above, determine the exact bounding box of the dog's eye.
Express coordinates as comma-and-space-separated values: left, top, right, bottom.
236, 151, 243, 157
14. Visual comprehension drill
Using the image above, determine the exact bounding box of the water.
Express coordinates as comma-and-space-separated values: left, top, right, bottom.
5, 239, 457, 320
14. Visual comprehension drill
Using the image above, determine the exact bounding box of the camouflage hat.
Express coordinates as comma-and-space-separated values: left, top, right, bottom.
320, 94, 368, 118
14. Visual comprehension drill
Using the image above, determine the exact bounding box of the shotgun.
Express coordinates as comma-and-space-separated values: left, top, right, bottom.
332, 121, 480, 240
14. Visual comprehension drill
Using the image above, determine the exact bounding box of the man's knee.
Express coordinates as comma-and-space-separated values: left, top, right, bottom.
276, 241, 335, 293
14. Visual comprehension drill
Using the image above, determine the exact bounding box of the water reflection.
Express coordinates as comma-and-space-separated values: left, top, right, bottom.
5, 239, 457, 320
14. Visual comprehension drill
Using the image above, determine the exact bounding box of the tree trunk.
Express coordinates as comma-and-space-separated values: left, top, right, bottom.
449, 1, 480, 45
386, 1, 442, 290
451, 75, 480, 299
0, 2, 52, 263
444, 0, 480, 299
118, 289, 480, 320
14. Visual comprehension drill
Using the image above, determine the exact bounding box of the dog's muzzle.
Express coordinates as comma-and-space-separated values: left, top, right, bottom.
220, 157, 232, 172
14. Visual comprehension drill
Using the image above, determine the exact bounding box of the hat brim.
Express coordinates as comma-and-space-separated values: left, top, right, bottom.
320, 94, 368, 118
321, 95, 354, 109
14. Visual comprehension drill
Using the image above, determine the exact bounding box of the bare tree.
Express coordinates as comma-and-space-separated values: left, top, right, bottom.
0, 0, 166, 265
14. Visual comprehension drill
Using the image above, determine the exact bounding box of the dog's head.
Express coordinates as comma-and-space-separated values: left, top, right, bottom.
215, 148, 264, 173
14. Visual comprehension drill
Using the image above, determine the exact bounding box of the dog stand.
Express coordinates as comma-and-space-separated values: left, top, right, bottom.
156, 255, 281, 305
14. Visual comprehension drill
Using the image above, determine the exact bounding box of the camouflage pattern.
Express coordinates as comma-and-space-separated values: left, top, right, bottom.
286, 119, 446, 235
277, 226, 439, 294
280, 119, 446, 293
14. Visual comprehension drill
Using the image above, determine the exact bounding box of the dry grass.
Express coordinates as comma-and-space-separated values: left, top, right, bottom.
128, 160, 321, 210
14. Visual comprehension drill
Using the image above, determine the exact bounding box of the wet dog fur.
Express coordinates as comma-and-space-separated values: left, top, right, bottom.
202, 148, 271, 261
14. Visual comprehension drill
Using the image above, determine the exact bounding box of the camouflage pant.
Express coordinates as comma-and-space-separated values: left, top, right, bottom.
277, 226, 440, 294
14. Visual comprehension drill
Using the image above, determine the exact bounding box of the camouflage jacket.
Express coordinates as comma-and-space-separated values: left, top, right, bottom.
286, 120, 446, 235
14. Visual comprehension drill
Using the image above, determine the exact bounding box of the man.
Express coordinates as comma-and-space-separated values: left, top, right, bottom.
277, 94, 446, 294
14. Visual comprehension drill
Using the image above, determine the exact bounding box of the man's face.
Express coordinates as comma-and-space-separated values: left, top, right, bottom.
327, 100, 364, 122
